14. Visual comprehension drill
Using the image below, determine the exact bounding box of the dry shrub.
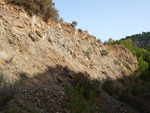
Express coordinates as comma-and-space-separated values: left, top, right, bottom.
0, 84, 17, 106
5, 0, 59, 21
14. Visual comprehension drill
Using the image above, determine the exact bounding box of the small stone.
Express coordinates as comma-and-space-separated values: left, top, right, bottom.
57, 76, 63, 83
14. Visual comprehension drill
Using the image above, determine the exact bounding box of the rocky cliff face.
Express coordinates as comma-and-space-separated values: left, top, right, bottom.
0, 1, 139, 113
0, 0, 137, 83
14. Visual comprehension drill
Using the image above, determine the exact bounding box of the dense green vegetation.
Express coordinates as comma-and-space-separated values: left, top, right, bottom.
125, 32, 150, 52
107, 37, 150, 74
102, 75, 150, 113
108, 37, 150, 83
103, 33, 150, 113
65, 72, 102, 113
65, 84, 96, 113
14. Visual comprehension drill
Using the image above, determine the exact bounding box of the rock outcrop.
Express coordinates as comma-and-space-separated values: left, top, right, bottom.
0, 0, 137, 83
0, 0, 138, 112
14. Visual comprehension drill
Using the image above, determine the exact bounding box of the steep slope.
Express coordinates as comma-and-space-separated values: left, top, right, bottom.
0, 0, 137, 82
0, 0, 138, 113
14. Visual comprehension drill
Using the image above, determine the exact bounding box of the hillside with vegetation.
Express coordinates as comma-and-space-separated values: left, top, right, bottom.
125, 32, 150, 52
107, 34, 150, 73
0, 0, 149, 113
106, 34, 150, 113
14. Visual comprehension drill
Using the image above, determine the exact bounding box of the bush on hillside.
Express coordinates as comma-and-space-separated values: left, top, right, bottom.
138, 57, 149, 72
119, 76, 127, 84
65, 72, 102, 113
118, 92, 147, 113
101, 49, 109, 56
129, 84, 141, 96
97, 39, 101, 43
114, 60, 120, 66
84, 50, 91, 55
74, 72, 96, 98
102, 79, 120, 96
72, 21, 78, 27
78, 28, 82, 33
140, 71, 150, 82
0, 85, 17, 106
6, 0, 59, 21
65, 84, 96, 113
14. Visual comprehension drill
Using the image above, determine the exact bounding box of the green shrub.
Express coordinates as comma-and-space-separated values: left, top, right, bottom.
78, 28, 82, 33
97, 39, 101, 43
102, 79, 120, 96
74, 72, 96, 98
140, 71, 150, 82
66, 84, 96, 113
129, 84, 141, 96
34, 72, 42, 79
114, 60, 120, 65
84, 50, 91, 55
138, 57, 149, 72
0, 85, 17, 106
72, 21, 78, 27
101, 49, 109, 56
14, 78, 24, 88
119, 77, 127, 84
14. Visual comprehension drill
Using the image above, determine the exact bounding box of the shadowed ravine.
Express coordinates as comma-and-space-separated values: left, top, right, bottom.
0, 65, 141, 113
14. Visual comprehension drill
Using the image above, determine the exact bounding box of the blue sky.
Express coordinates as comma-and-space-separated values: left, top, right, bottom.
53, 0, 150, 42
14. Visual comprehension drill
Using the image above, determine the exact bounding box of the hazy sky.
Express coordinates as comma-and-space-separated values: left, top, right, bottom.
53, 0, 150, 42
